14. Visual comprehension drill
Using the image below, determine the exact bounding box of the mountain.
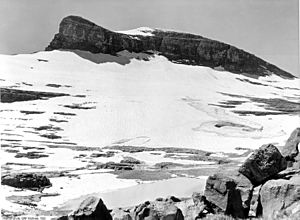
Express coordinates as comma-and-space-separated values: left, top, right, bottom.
1, 15, 299, 218
46, 15, 294, 79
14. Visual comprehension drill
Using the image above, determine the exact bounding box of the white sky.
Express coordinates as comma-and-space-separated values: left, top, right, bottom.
0, 0, 298, 76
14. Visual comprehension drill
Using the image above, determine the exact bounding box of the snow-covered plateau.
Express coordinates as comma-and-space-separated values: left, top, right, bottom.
0, 48, 299, 217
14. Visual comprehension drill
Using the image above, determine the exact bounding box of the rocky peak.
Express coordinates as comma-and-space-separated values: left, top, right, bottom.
46, 15, 294, 78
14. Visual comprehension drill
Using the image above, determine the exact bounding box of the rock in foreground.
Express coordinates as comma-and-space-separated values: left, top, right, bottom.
204, 171, 253, 218
133, 200, 184, 220
279, 128, 300, 169
59, 196, 112, 220
239, 144, 287, 186
259, 174, 300, 220
1, 173, 51, 190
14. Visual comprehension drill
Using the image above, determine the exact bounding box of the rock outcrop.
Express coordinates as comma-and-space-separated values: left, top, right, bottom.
1, 173, 51, 190
279, 128, 300, 168
204, 171, 253, 218
239, 144, 287, 186
259, 174, 300, 220
46, 15, 294, 78
59, 196, 112, 220
0, 88, 68, 103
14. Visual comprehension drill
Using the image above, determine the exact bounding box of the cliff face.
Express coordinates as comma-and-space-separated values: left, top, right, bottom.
46, 15, 294, 78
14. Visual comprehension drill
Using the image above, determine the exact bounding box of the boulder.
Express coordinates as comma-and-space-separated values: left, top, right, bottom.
60, 196, 112, 220
1, 173, 51, 190
111, 208, 132, 220
133, 200, 183, 220
204, 171, 253, 218
239, 144, 287, 186
279, 128, 300, 168
259, 175, 300, 220
46, 15, 294, 79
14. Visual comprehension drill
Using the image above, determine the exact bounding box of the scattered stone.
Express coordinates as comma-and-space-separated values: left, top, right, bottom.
1, 173, 51, 190
204, 171, 253, 218
238, 144, 287, 186
59, 196, 112, 220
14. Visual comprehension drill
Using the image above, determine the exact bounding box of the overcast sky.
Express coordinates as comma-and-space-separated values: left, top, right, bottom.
0, 0, 298, 75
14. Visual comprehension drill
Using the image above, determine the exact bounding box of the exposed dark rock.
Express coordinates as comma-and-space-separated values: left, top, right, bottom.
278, 128, 300, 168
154, 162, 182, 169
165, 196, 181, 203
53, 112, 76, 116
1, 88, 68, 103
1, 173, 51, 190
238, 144, 287, 186
120, 157, 141, 165
40, 133, 62, 139
15, 151, 49, 159
20, 110, 45, 115
90, 151, 115, 158
46, 15, 294, 78
204, 171, 253, 218
97, 162, 134, 171
59, 196, 112, 220
63, 103, 96, 110
259, 174, 300, 220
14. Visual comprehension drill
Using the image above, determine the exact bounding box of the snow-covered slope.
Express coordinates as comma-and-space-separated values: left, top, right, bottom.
1, 50, 299, 152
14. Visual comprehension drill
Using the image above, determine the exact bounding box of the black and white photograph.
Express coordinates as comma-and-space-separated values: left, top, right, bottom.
0, 0, 299, 219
